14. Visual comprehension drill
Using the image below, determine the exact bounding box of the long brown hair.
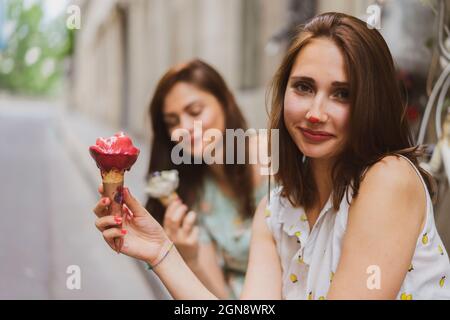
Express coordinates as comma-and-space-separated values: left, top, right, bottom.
269, 12, 436, 211
145, 59, 255, 223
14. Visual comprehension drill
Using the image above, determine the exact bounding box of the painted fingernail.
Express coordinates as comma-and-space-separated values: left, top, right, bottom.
121, 229, 127, 235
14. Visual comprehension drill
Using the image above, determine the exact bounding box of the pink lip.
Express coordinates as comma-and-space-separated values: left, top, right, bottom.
299, 127, 335, 142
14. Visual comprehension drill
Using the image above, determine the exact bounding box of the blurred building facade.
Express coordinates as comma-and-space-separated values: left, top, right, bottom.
69, 0, 373, 139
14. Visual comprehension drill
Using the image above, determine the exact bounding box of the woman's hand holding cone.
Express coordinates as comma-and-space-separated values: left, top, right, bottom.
93, 185, 170, 264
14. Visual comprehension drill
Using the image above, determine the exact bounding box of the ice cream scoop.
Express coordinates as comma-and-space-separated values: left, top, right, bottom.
89, 132, 140, 252
145, 170, 179, 207
89, 131, 140, 172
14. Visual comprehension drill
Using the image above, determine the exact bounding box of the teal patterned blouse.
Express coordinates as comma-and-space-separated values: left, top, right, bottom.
194, 177, 267, 299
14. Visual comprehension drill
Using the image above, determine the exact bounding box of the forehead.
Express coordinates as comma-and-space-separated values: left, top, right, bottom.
290, 37, 347, 84
164, 82, 204, 114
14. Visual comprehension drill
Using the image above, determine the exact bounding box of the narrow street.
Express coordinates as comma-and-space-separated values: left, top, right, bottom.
0, 100, 156, 299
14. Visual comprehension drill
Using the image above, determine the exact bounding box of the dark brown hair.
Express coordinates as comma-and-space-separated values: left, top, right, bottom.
269, 12, 436, 211
145, 59, 255, 223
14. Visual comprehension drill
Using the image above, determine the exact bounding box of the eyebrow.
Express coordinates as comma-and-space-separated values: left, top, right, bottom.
289, 76, 349, 87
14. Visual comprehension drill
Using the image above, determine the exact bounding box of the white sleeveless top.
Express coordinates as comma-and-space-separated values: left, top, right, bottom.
265, 155, 450, 300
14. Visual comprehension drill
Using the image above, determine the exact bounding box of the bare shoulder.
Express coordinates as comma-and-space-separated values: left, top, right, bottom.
354, 154, 426, 225
254, 195, 268, 221
362, 155, 423, 193
251, 195, 272, 238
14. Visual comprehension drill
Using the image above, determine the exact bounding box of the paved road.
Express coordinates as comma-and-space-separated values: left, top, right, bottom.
0, 100, 156, 299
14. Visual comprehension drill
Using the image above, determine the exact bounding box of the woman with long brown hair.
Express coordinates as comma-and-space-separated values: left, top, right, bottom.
92, 13, 450, 299
144, 59, 266, 299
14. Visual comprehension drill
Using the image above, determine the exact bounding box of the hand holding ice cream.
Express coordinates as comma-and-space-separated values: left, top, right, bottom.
146, 170, 200, 264
145, 170, 180, 207
89, 132, 140, 252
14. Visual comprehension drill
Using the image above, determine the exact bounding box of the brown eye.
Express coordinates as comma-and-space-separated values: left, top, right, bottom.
334, 89, 349, 101
293, 82, 314, 94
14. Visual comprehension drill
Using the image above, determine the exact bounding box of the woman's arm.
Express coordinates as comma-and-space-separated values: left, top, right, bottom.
94, 187, 281, 299
187, 242, 230, 299
94, 187, 217, 300
327, 156, 426, 299
152, 245, 218, 300
161, 199, 229, 298
157, 195, 282, 300
241, 196, 283, 299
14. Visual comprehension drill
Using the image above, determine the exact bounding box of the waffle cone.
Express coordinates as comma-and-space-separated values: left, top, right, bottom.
101, 169, 125, 253
159, 192, 179, 207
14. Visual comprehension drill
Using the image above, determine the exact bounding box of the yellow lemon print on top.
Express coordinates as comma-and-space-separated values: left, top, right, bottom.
318, 296, 326, 300
307, 292, 313, 300
264, 208, 271, 218
290, 273, 298, 283
439, 276, 446, 288
408, 264, 414, 272
300, 214, 308, 222
400, 293, 413, 300
438, 244, 444, 256
297, 255, 304, 264
330, 272, 335, 283
422, 233, 429, 245
295, 231, 302, 238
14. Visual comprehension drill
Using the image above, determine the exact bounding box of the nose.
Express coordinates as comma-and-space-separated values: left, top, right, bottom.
307, 116, 320, 124
180, 115, 195, 134
306, 93, 328, 124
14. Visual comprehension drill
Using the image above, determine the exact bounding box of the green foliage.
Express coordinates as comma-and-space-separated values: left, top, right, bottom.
0, 0, 73, 95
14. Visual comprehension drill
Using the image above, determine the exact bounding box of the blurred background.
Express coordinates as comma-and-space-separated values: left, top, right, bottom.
1, 0, 449, 299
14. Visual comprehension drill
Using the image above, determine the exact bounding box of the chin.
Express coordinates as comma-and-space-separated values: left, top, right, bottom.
297, 141, 339, 160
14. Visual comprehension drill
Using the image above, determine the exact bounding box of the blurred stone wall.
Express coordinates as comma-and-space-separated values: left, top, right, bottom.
380, 0, 436, 76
